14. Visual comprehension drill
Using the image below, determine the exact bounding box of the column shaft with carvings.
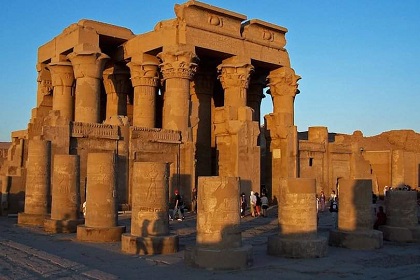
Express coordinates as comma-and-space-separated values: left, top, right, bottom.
122, 162, 178, 255
68, 50, 109, 123
48, 62, 75, 121
18, 139, 51, 227
77, 152, 125, 242
265, 67, 300, 202
127, 58, 159, 128
44, 155, 84, 233
103, 64, 131, 120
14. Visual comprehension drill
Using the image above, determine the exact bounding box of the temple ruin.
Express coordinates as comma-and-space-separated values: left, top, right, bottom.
0, 1, 419, 250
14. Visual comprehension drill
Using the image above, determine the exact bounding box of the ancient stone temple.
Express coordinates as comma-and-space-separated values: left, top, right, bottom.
0, 1, 301, 214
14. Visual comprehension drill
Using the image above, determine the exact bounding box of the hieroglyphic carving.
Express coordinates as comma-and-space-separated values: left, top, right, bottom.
71, 122, 120, 139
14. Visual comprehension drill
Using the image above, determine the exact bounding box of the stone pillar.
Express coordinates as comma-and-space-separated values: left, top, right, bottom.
122, 162, 178, 255
1, 175, 9, 215
268, 178, 327, 258
329, 179, 383, 249
265, 66, 300, 203
191, 67, 215, 182
380, 190, 420, 242
158, 50, 198, 200
247, 75, 266, 124
158, 50, 198, 134
214, 56, 260, 196
68, 49, 109, 123
77, 152, 125, 242
18, 139, 51, 227
44, 155, 84, 233
127, 55, 160, 128
48, 62, 75, 121
185, 176, 252, 270
103, 64, 131, 119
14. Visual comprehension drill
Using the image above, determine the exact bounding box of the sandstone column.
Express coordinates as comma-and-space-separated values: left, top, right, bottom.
48, 61, 75, 121
158, 50, 198, 134
18, 139, 51, 226
214, 56, 260, 196
1, 175, 9, 215
185, 176, 252, 270
44, 155, 84, 233
68, 49, 109, 123
127, 55, 160, 128
329, 179, 383, 249
122, 162, 178, 254
191, 67, 216, 181
247, 75, 266, 124
265, 66, 300, 204
158, 50, 198, 201
268, 178, 327, 258
103, 64, 131, 119
380, 190, 420, 242
77, 152, 125, 242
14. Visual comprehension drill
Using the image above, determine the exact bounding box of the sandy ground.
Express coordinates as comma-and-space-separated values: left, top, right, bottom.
1, 205, 420, 280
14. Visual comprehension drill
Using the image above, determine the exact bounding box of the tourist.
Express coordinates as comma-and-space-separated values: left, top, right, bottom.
319, 190, 326, 212
329, 195, 338, 229
329, 190, 337, 202
255, 192, 262, 216
249, 191, 257, 217
170, 189, 184, 221
383, 186, 389, 198
260, 193, 269, 217
374, 206, 386, 230
240, 192, 247, 218
191, 187, 197, 213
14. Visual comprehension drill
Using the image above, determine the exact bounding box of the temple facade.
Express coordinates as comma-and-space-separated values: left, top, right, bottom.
0, 1, 419, 216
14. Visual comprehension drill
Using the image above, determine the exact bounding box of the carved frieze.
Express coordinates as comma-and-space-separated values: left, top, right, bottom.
71, 122, 119, 139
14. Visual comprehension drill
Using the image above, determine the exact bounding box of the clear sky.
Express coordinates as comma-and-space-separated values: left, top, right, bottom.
0, 0, 419, 142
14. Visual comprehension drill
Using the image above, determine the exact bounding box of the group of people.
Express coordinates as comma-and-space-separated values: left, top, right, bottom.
241, 190, 269, 218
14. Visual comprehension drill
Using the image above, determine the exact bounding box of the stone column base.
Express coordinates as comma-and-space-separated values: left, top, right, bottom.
379, 225, 420, 242
267, 235, 328, 258
44, 218, 85, 233
121, 233, 179, 255
17, 212, 47, 227
77, 225, 125, 242
184, 245, 253, 270
329, 229, 383, 249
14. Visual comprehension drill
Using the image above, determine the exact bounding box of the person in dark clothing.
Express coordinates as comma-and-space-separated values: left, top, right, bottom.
374, 206, 386, 230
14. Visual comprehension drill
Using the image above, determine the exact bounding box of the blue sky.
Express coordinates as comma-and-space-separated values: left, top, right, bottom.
0, 0, 419, 141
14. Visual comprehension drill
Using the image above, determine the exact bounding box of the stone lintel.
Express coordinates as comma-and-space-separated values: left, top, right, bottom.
184, 244, 253, 270
267, 235, 328, 258
77, 225, 126, 242
242, 19, 287, 50
121, 233, 179, 255
71, 122, 120, 139
328, 229, 383, 250
175, 0, 246, 39
44, 218, 85, 233
17, 213, 48, 227
76, 19, 135, 40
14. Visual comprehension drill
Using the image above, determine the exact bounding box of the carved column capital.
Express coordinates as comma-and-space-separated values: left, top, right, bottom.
67, 51, 109, 80
267, 67, 301, 97
48, 62, 74, 87
217, 62, 254, 90
127, 61, 159, 87
103, 65, 132, 95
157, 51, 199, 80
36, 63, 52, 96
